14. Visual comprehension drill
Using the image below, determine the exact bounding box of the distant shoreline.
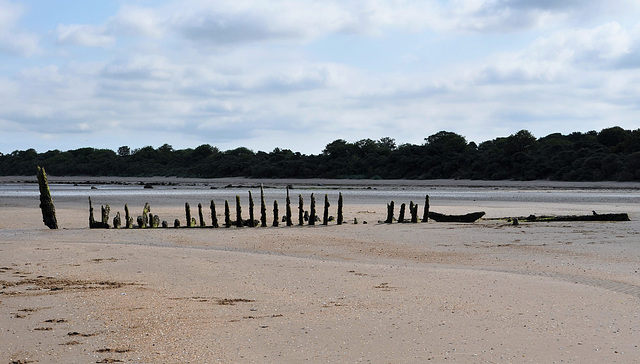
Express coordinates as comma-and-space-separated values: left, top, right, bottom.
2, 175, 640, 190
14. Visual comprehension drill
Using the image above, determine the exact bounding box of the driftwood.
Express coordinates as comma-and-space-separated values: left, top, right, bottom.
524, 212, 630, 222
428, 211, 485, 223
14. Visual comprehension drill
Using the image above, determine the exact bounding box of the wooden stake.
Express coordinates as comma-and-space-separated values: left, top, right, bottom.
36, 166, 58, 229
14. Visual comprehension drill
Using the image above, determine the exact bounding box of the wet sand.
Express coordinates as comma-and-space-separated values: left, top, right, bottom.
1, 179, 639, 363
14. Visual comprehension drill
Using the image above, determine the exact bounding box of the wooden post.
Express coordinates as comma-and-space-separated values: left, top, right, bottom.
323, 194, 330, 225
399, 203, 406, 223
185, 203, 193, 227
153, 215, 160, 228
235, 195, 243, 228
260, 185, 267, 227
125, 204, 132, 228
298, 195, 304, 226
422, 195, 430, 223
385, 201, 394, 223
113, 211, 121, 229
273, 200, 279, 227
101, 205, 110, 226
411, 202, 418, 223
142, 203, 150, 228
337, 192, 343, 225
211, 200, 219, 228
248, 191, 255, 227
174, 219, 181, 228
309, 194, 316, 225
89, 197, 96, 227
36, 166, 58, 229
198, 203, 205, 227
286, 187, 293, 226
224, 200, 231, 228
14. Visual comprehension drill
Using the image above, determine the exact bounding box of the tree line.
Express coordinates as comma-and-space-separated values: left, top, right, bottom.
1, 126, 640, 181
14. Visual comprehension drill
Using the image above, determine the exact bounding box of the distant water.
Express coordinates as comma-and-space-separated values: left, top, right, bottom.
2, 183, 639, 206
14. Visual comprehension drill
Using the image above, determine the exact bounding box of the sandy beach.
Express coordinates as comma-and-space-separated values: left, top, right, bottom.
1, 178, 639, 363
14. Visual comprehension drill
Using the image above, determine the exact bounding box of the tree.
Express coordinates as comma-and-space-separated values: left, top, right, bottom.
118, 146, 131, 157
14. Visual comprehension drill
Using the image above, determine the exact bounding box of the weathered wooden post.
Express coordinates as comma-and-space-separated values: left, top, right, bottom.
422, 195, 429, 223
185, 203, 193, 227
137, 216, 144, 228
162, 220, 168, 228
125, 204, 132, 228
174, 219, 181, 228
210, 200, 219, 228
235, 195, 243, 228
89, 197, 96, 227
385, 201, 394, 223
337, 192, 344, 225
411, 202, 418, 223
260, 185, 267, 227
143, 203, 151, 228
273, 200, 279, 227
309, 193, 316, 225
113, 211, 121, 229
153, 215, 160, 228
36, 166, 58, 229
248, 191, 255, 227
286, 187, 293, 226
298, 195, 304, 226
323, 194, 330, 225
224, 200, 231, 228
101, 205, 110, 226
399, 203, 406, 223
198, 203, 205, 227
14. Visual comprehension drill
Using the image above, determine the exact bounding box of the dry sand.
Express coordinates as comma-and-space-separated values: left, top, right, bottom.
1, 179, 639, 363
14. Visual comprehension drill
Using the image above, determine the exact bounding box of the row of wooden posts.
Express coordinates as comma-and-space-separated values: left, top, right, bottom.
385, 195, 430, 223
89, 186, 345, 229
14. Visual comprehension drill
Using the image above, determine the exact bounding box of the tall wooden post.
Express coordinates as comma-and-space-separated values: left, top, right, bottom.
211, 200, 219, 228
185, 203, 193, 227
422, 195, 430, 222
36, 166, 58, 229
248, 191, 255, 227
286, 187, 293, 226
235, 195, 243, 228
399, 203, 406, 223
125, 204, 132, 228
385, 201, 394, 223
224, 200, 231, 228
273, 200, 279, 227
323, 194, 330, 225
410, 202, 418, 223
198, 203, 205, 227
298, 195, 304, 226
260, 185, 267, 227
337, 192, 343, 225
309, 193, 316, 225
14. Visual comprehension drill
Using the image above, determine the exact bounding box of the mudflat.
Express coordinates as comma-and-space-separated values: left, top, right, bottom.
1, 178, 639, 363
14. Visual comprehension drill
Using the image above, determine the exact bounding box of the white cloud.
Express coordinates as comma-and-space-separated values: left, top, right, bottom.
57, 24, 115, 47
0, 0, 39, 56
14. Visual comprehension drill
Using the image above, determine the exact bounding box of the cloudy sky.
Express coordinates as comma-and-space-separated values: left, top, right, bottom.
2, 0, 640, 155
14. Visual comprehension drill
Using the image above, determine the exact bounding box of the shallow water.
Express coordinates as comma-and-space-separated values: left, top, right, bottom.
2, 183, 640, 206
